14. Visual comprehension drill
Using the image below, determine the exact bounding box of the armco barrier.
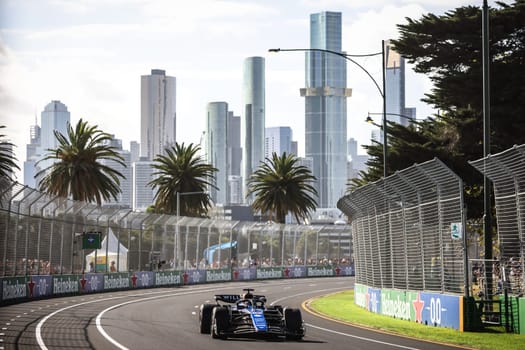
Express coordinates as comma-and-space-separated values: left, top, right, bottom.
0, 265, 353, 306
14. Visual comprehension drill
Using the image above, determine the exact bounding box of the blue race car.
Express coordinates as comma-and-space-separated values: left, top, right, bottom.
199, 288, 305, 340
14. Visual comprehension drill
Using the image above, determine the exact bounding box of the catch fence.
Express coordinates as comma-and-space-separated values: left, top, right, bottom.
470, 144, 525, 295
338, 158, 466, 294
0, 181, 352, 277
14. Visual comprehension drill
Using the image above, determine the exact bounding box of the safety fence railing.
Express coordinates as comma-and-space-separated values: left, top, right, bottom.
469, 144, 525, 295
337, 158, 466, 294
0, 181, 352, 277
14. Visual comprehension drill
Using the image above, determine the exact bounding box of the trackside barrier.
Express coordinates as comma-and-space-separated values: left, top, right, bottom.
469, 144, 525, 296
337, 158, 466, 294
0, 180, 352, 279
0, 265, 353, 306
354, 283, 464, 330
339, 158, 476, 331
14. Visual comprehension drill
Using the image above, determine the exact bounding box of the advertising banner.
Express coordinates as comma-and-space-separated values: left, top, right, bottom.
284, 266, 306, 278
380, 289, 414, 320
1, 276, 27, 304
307, 266, 335, 277
335, 265, 354, 276
232, 268, 256, 281
130, 272, 154, 288
354, 283, 368, 308
53, 274, 80, 296
205, 269, 231, 283
183, 269, 206, 284
155, 271, 182, 287
103, 273, 130, 290
418, 292, 461, 329
79, 273, 104, 293
256, 267, 283, 279
355, 283, 462, 330
27, 275, 53, 299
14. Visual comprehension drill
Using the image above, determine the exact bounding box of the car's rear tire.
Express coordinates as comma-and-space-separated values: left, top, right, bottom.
199, 304, 215, 334
284, 308, 304, 340
211, 306, 229, 339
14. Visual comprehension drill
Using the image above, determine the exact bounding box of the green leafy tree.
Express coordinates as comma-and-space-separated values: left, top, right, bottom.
247, 152, 318, 224
0, 125, 19, 193
149, 143, 217, 217
352, 1, 525, 218
36, 119, 125, 205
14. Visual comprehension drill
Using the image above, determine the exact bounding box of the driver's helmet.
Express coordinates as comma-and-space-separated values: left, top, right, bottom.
242, 291, 253, 300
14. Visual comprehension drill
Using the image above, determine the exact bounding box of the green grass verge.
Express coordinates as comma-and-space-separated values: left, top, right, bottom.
308, 290, 524, 350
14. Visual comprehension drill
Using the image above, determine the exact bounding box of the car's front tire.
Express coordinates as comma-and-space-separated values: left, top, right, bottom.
211, 306, 229, 339
199, 304, 215, 334
284, 308, 304, 340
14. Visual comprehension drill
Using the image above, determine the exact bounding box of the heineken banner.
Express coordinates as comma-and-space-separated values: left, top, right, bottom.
155, 271, 182, 287
103, 273, 130, 290
205, 269, 231, 283
307, 266, 335, 277
1, 276, 27, 303
256, 267, 283, 279
53, 275, 80, 296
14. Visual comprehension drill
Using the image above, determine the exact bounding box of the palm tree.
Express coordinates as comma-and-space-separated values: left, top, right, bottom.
36, 119, 125, 205
149, 142, 217, 217
0, 125, 19, 193
247, 152, 318, 224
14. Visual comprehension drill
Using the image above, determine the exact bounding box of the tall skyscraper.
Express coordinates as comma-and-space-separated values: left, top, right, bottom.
24, 100, 70, 187
206, 102, 230, 205
101, 136, 132, 209
265, 126, 293, 158
132, 158, 156, 211
24, 118, 41, 188
229, 112, 242, 177
129, 141, 140, 163
301, 12, 351, 208
141, 69, 176, 160
385, 40, 416, 126
241, 57, 265, 203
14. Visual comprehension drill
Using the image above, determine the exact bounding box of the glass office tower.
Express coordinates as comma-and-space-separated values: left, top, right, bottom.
301, 12, 351, 208
241, 57, 265, 203
140, 69, 176, 160
206, 102, 230, 205
265, 126, 293, 159
385, 40, 416, 126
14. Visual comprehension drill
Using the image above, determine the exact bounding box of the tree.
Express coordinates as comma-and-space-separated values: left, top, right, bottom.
0, 125, 19, 193
247, 152, 318, 224
36, 119, 125, 205
148, 143, 217, 217
352, 1, 525, 218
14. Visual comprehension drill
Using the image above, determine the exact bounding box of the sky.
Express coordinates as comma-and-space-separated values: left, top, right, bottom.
0, 0, 503, 181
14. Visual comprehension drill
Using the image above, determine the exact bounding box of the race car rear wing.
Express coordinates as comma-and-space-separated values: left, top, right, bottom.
215, 294, 267, 304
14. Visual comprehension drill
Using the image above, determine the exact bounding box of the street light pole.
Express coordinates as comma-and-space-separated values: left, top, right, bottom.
381, 40, 387, 179
269, 41, 388, 178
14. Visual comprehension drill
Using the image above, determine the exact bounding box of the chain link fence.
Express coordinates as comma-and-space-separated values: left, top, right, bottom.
470, 144, 525, 295
0, 181, 352, 277
338, 158, 466, 294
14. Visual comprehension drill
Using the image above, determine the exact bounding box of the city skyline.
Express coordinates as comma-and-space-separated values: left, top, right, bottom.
0, 0, 502, 182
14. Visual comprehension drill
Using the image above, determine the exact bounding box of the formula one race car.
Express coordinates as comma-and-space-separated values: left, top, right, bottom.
199, 288, 305, 340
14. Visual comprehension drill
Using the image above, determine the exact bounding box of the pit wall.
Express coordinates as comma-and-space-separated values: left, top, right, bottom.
0, 265, 354, 306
